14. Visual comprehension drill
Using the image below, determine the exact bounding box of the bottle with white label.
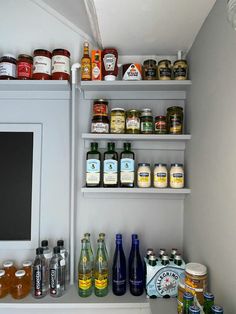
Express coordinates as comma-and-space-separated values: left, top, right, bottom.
120, 143, 135, 187
103, 142, 118, 187
86, 142, 101, 187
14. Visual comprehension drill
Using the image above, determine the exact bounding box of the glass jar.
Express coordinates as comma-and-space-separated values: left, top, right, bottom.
91, 115, 109, 133
140, 109, 153, 134
173, 59, 188, 80
0, 54, 17, 80
11, 270, 30, 299
137, 163, 151, 188
17, 54, 33, 80
110, 108, 125, 134
32, 49, 52, 80
157, 59, 172, 80
167, 106, 184, 134
0, 270, 9, 298
153, 163, 168, 188
22, 260, 32, 288
143, 59, 157, 80
126, 110, 140, 134
154, 115, 167, 134
52, 49, 70, 80
93, 99, 108, 116
170, 163, 184, 188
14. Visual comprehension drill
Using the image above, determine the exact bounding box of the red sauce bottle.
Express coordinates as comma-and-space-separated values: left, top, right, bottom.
102, 48, 118, 81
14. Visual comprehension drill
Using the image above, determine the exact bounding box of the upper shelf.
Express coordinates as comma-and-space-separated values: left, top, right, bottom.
82, 133, 191, 141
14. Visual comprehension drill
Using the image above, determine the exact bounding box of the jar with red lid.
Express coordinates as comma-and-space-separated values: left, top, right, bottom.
0, 54, 17, 80
17, 54, 33, 80
52, 48, 70, 80
32, 49, 52, 80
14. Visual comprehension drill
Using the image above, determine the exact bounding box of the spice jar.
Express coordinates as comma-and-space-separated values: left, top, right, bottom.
137, 163, 151, 188
153, 163, 168, 188
93, 99, 108, 116
110, 108, 125, 134
173, 59, 188, 80
157, 59, 172, 80
32, 49, 52, 80
154, 115, 167, 134
170, 163, 184, 188
167, 106, 183, 134
126, 110, 140, 134
0, 54, 17, 80
140, 109, 153, 134
17, 54, 33, 80
143, 59, 157, 80
52, 48, 70, 80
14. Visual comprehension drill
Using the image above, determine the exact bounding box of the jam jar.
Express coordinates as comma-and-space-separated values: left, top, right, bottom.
157, 59, 172, 80
52, 49, 70, 80
17, 54, 33, 80
93, 99, 108, 116
155, 115, 167, 134
140, 109, 153, 134
126, 110, 140, 134
32, 49, 52, 80
0, 54, 17, 80
91, 115, 109, 133
143, 59, 157, 80
166, 106, 183, 134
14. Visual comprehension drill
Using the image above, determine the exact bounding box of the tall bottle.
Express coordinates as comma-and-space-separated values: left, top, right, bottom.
32, 247, 47, 298
57, 240, 70, 287
86, 142, 101, 187
49, 246, 65, 297
103, 142, 118, 187
128, 234, 138, 274
78, 238, 93, 297
81, 42, 91, 81
129, 238, 144, 296
84, 233, 94, 266
112, 234, 126, 296
99, 232, 108, 260
41, 239, 52, 289
94, 239, 108, 297
203, 292, 215, 314
120, 143, 135, 187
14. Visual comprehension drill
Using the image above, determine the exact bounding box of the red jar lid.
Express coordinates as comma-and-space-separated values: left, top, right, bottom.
52, 49, 70, 58
33, 49, 52, 58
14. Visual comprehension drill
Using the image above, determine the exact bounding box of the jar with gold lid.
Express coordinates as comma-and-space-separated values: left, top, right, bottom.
143, 59, 157, 80
126, 109, 140, 134
173, 59, 188, 80
157, 59, 172, 80
110, 108, 125, 134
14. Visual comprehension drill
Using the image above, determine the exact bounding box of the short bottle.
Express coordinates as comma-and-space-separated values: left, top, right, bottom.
86, 142, 101, 187
11, 270, 29, 299
57, 240, 70, 287
174, 254, 183, 266
161, 254, 170, 266
103, 142, 118, 187
81, 42, 91, 81
159, 248, 166, 258
189, 305, 201, 314
203, 292, 215, 314
3, 260, 17, 289
120, 143, 135, 187
32, 247, 47, 298
112, 234, 126, 296
148, 254, 157, 266
22, 260, 32, 288
129, 238, 144, 296
94, 239, 109, 297
183, 291, 194, 314
137, 163, 151, 188
78, 238, 93, 297
49, 246, 65, 297
0, 270, 9, 298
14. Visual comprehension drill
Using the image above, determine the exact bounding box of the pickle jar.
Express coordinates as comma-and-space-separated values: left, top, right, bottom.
157, 59, 172, 80
173, 60, 188, 80
140, 109, 153, 134
110, 108, 125, 134
166, 106, 183, 134
126, 109, 140, 134
143, 59, 157, 80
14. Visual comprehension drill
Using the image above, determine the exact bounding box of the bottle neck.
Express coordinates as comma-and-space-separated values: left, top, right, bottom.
83, 46, 89, 57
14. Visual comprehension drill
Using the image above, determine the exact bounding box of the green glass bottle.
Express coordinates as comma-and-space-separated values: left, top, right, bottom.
183, 292, 194, 314
84, 233, 94, 270
161, 254, 170, 266
203, 292, 214, 314
120, 142, 135, 187
99, 233, 108, 261
94, 239, 108, 297
103, 142, 118, 187
78, 238, 92, 297
86, 142, 101, 187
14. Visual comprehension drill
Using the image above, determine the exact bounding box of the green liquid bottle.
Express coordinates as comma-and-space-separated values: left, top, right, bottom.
120, 142, 135, 187
94, 239, 108, 297
78, 239, 92, 297
86, 142, 101, 187
183, 292, 194, 314
103, 142, 118, 187
99, 233, 108, 260
84, 233, 94, 276
203, 292, 214, 314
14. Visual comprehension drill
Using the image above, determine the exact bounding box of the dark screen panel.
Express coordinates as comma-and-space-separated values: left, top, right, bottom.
0, 132, 33, 240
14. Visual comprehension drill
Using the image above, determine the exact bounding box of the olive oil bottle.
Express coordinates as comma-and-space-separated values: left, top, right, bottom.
120, 142, 135, 187
103, 142, 118, 187
86, 142, 101, 187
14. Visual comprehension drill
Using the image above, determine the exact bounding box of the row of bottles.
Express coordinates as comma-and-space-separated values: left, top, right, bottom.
78, 233, 144, 297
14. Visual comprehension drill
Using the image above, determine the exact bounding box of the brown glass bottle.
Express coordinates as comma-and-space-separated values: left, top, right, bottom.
81, 42, 91, 81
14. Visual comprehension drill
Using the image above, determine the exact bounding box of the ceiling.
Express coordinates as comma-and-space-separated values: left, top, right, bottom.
40, 0, 216, 56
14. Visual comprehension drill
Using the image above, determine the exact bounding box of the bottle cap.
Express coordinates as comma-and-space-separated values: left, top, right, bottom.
171, 163, 183, 167
53, 246, 61, 254
22, 260, 32, 267
174, 254, 182, 260
124, 142, 131, 149
149, 254, 157, 261
57, 240, 64, 247
84, 233, 90, 238
204, 292, 214, 300
0, 270, 5, 277
91, 142, 98, 150
3, 260, 13, 268
146, 248, 154, 256
211, 305, 223, 313
183, 291, 194, 300
99, 233, 106, 239
154, 163, 167, 167
15, 270, 26, 277
162, 254, 169, 261
41, 240, 48, 247
189, 305, 200, 314
36, 247, 44, 255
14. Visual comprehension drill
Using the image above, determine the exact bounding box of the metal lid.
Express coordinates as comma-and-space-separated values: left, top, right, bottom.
162, 254, 169, 261
99, 233, 106, 238
0, 270, 5, 277
171, 248, 178, 254
146, 248, 154, 255
3, 260, 13, 268
94, 99, 108, 104
158, 59, 171, 65
171, 163, 183, 167
149, 254, 157, 261
143, 59, 156, 65
174, 254, 182, 260
185, 263, 207, 276
183, 291, 194, 300
141, 108, 152, 116
159, 248, 166, 254
154, 163, 167, 167
211, 305, 223, 313
167, 106, 183, 111
15, 270, 26, 278
155, 115, 166, 119
174, 59, 187, 65
111, 108, 125, 112
2, 53, 17, 60
204, 292, 214, 300
22, 260, 32, 267
189, 305, 200, 314
18, 54, 33, 61
127, 109, 139, 113
138, 163, 150, 167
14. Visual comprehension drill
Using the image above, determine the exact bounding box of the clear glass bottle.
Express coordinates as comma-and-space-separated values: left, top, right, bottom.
94, 239, 109, 297
22, 260, 32, 289
129, 238, 144, 296
120, 143, 135, 187
112, 234, 126, 296
57, 240, 70, 287
86, 142, 101, 187
99, 233, 108, 260
49, 246, 65, 297
103, 142, 118, 187
32, 247, 47, 298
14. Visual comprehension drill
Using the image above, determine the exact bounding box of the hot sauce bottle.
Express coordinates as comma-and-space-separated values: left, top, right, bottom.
81, 42, 91, 81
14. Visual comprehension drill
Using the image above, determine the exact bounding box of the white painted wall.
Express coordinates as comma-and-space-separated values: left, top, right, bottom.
184, 1, 236, 312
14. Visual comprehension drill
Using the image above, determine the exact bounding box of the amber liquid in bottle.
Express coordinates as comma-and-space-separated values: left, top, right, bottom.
81, 42, 91, 81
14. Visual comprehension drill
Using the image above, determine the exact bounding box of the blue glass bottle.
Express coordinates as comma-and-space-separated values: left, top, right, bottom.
112, 234, 126, 296
128, 234, 138, 274
129, 238, 144, 296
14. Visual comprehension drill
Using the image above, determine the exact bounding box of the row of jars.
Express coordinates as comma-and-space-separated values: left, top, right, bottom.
0, 49, 71, 80
91, 99, 184, 134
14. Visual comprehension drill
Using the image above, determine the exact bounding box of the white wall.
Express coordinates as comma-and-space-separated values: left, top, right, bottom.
184, 1, 236, 312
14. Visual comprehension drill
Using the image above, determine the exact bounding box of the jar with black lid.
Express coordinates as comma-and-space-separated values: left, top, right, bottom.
0, 54, 17, 80
32, 49, 52, 80
52, 49, 70, 80
91, 115, 109, 134
155, 115, 167, 134
143, 59, 157, 80
140, 109, 153, 134
167, 106, 183, 134
17, 54, 33, 80
157, 59, 172, 80
126, 109, 140, 134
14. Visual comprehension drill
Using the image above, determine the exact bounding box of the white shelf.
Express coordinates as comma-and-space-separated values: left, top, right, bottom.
0, 80, 70, 91
82, 133, 191, 141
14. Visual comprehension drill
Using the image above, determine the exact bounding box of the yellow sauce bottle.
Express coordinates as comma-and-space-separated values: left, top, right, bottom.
81, 42, 91, 81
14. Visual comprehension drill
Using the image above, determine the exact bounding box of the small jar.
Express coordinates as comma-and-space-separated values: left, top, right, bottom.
137, 163, 151, 188
153, 163, 168, 188
22, 260, 32, 288
110, 108, 125, 134
93, 99, 108, 116
140, 109, 153, 134
167, 106, 184, 134
32, 49, 52, 80
143, 59, 157, 80
154, 115, 167, 134
52, 48, 70, 80
170, 163, 184, 188
91, 115, 109, 133
157, 59, 172, 80
11, 270, 29, 299
173, 59, 188, 80
126, 109, 140, 134
0, 54, 17, 80
0, 270, 9, 298
17, 54, 33, 80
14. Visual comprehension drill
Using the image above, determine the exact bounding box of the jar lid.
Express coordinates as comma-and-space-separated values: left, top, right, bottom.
34, 49, 52, 56
127, 109, 139, 113
3, 260, 13, 268
167, 106, 183, 111
2, 53, 16, 60
22, 260, 32, 267
154, 163, 167, 167
15, 270, 26, 278
143, 59, 156, 65
158, 59, 171, 65
111, 108, 125, 112
94, 99, 108, 104
171, 163, 183, 167
149, 254, 156, 261
204, 292, 214, 300
174, 254, 182, 260
18, 54, 33, 61
211, 305, 223, 313
189, 305, 200, 313
0, 270, 5, 277
52, 48, 70, 57
155, 115, 166, 119
185, 262, 207, 276
141, 108, 152, 116
183, 291, 194, 300
162, 254, 169, 260
138, 163, 150, 167
174, 59, 187, 65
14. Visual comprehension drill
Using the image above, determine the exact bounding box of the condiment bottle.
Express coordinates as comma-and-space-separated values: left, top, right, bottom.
102, 48, 118, 81
86, 142, 101, 187
81, 42, 91, 81
0, 270, 9, 298
103, 142, 118, 187
120, 142, 135, 187
17, 54, 33, 80
153, 163, 168, 188
94, 239, 109, 297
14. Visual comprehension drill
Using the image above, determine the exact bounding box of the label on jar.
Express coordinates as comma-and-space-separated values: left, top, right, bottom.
169, 116, 182, 134
111, 114, 125, 133
173, 67, 187, 78
120, 158, 134, 183
17, 62, 32, 78
104, 159, 118, 184
159, 68, 171, 78
52, 55, 70, 74
126, 117, 140, 131
93, 104, 108, 116
91, 122, 109, 133
145, 68, 156, 78
86, 159, 100, 184
33, 56, 51, 75
141, 121, 153, 133
155, 121, 167, 132
154, 172, 167, 187
0, 62, 16, 77
170, 173, 184, 188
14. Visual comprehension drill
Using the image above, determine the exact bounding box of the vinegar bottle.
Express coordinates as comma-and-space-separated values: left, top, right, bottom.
94, 239, 108, 297
129, 238, 144, 296
112, 234, 126, 296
